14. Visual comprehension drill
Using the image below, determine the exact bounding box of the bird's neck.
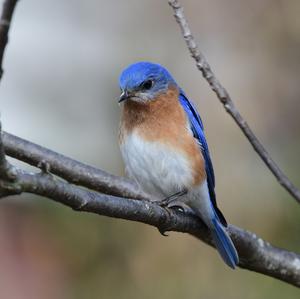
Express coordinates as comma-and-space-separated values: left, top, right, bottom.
121, 86, 180, 131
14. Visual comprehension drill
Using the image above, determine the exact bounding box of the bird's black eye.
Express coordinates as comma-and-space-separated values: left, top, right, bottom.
141, 80, 153, 90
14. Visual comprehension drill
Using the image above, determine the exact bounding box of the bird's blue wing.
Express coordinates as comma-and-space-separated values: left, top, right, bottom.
179, 91, 215, 195
179, 91, 227, 226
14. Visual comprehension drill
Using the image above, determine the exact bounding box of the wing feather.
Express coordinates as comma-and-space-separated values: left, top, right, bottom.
179, 91, 227, 226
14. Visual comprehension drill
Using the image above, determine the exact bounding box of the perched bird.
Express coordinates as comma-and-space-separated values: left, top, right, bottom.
118, 61, 239, 269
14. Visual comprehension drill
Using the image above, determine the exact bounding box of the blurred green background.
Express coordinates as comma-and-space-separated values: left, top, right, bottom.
1, 0, 300, 298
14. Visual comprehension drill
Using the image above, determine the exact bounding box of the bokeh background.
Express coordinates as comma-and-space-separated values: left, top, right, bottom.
1, 0, 300, 298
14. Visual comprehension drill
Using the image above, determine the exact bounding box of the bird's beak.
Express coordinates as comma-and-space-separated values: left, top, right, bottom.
119, 90, 129, 103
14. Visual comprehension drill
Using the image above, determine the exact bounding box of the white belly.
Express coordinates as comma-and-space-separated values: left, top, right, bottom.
120, 131, 194, 199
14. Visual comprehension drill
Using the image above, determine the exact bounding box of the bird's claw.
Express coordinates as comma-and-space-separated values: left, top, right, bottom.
156, 204, 174, 236
156, 190, 192, 236
158, 227, 169, 236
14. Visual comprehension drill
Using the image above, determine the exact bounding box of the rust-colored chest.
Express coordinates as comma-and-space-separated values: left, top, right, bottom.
118, 88, 206, 186
120, 88, 186, 141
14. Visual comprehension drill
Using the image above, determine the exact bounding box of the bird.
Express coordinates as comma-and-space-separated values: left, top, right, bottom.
118, 61, 239, 269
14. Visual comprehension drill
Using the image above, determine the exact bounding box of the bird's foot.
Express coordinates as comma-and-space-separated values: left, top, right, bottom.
159, 189, 188, 207
159, 189, 193, 213
156, 200, 193, 236
157, 189, 193, 236
163, 200, 194, 214
156, 205, 173, 236
158, 189, 193, 214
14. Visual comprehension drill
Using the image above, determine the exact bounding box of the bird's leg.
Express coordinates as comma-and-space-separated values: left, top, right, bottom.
159, 189, 195, 214
158, 189, 194, 214
157, 189, 194, 236
159, 189, 188, 207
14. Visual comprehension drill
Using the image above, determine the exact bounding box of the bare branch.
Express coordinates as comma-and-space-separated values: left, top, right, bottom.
168, 0, 300, 204
1, 130, 300, 287
0, 0, 18, 79
2, 131, 151, 200
0, 124, 20, 196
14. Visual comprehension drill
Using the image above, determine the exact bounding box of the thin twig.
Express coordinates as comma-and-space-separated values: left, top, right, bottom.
0, 0, 18, 79
0, 124, 19, 196
168, 0, 300, 204
0, 0, 21, 196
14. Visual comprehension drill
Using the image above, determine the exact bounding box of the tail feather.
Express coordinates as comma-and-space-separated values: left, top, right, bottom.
211, 217, 239, 269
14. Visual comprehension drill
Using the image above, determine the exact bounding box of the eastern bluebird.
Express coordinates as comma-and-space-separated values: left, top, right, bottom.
118, 62, 239, 269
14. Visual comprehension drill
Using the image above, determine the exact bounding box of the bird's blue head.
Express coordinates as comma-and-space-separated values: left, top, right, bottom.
119, 62, 177, 103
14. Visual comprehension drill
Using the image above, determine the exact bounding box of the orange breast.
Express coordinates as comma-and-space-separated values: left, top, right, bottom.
119, 87, 206, 186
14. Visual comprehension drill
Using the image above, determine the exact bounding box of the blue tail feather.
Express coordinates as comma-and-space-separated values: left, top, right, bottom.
211, 217, 239, 269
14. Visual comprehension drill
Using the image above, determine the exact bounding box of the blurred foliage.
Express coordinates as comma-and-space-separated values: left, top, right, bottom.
1, 0, 300, 298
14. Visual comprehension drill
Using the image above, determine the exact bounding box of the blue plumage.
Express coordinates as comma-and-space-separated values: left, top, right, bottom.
119, 62, 175, 99
179, 92, 227, 226
211, 216, 239, 268
179, 91, 238, 268
179, 91, 239, 269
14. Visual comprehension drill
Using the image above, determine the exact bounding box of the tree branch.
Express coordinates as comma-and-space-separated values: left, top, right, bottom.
1, 130, 300, 287
0, 124, 20, 196
2, 131, 151, 200
168, 0, 300, 204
